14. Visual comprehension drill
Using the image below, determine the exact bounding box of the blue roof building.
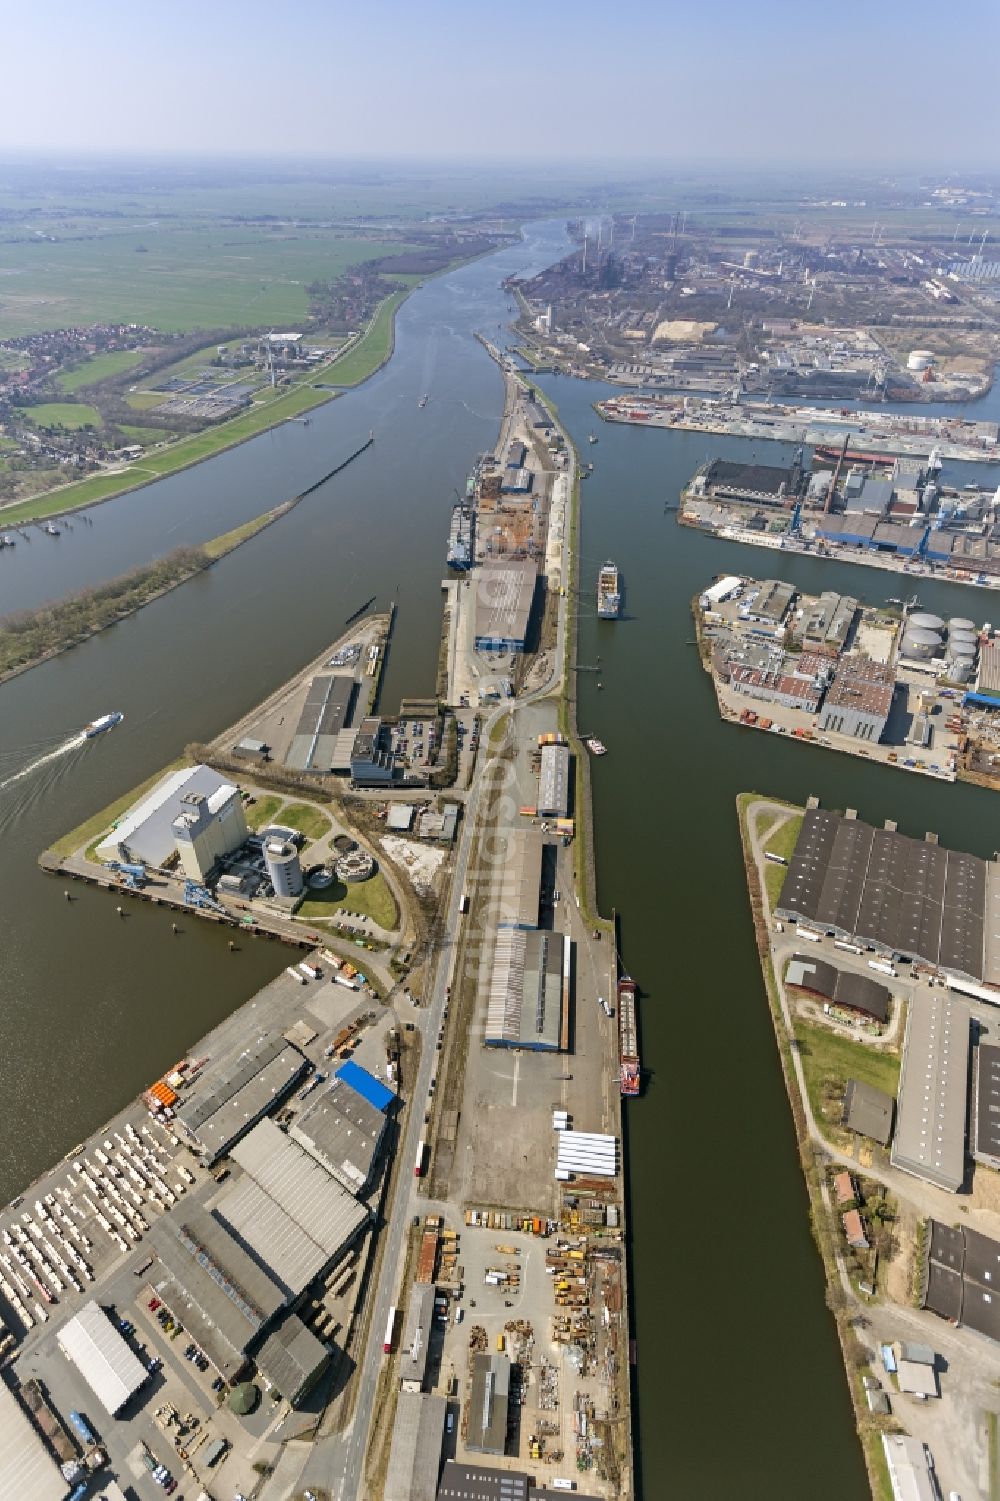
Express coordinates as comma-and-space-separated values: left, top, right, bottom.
335, 1059, 394, 1113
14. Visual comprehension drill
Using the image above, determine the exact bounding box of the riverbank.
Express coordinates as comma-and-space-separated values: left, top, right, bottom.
736, 793, 892, 1501
0, 287, 407, 528
0, 501, 293, 686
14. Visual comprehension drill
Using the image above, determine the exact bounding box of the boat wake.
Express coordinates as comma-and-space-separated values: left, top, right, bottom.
0, 733, 88, 793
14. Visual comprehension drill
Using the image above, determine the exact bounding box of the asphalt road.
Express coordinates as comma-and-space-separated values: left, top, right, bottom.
293, 370, 574, 1501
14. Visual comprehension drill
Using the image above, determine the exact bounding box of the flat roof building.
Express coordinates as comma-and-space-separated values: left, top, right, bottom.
802, 591, 858, 655
473, 561, 538, 653
466, 1352, 510, 1454
819, 657, 895, 744
537, 743, 570, 819
843, 1078, 895, 1146
785, 955, 891, 1022
219, 1119, 369, 1297
350, 717, 397, 787
172, 782, 248, 882
437, 1462, 529, 1501
881, 1435, 937, 1501
974, 1043, 1000, 1168
56, 1301, 149, 1415
777, 807, 990, 982
177, 1033, 310, 1164
485, 928, 567, 1051
254, 1313, 330, 1406
891, 992, 970, 1193
335, 1057, 394, 1113
385, 1391, 447, 1501
398, 1282, 436, 1392
289, 1076, 387, 1194
494, 828, 543, 929
0, 1381, 66, 1501
149, 1203, 287, 1379
286, 674, 356, 774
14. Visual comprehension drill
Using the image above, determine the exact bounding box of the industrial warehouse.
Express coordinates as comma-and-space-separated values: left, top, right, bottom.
891, 993, 971, 1193
776, 807, 999, 984
473, 560, 539, 653
924, 1221, 1000, 1343
784, 955, 891, 1023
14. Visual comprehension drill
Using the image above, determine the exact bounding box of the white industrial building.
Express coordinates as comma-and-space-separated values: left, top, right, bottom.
56, 1300, 149, 1415
537, 742, 570, 819
95, 763, 247, 870
172, 783, 248, 881
0, 1380, 66, 1501
264, 837, 303, 898
555, 1130, 618, 1180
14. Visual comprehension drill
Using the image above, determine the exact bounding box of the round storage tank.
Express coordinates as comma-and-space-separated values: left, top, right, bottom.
949, 636, 978, 656
908, 611, 945, 632
264, 838, 303, 898
949, 617, 976, 633
907, 349, 936, 372
950, 645, 977, 663
901, 632, 936, 660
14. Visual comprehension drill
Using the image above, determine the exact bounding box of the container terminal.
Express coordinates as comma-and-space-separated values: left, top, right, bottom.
596, 393, 1000, 464
681, 448, 1000, 592
696, 572, 1000, 790
741, 792, 1000, 1501
22, 360, 634, 1500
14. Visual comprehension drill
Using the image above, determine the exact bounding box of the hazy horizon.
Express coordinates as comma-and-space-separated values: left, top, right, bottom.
3, 0, 998, 170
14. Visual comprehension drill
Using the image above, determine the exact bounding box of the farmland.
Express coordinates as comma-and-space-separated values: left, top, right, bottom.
0, 227, 416, 337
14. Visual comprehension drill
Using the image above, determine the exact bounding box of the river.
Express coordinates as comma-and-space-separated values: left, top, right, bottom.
6, 219, 999, 1497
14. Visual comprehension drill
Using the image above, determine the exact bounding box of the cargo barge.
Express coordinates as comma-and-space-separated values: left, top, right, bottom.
618, 977, 639, 1097
447, 503, 475, 570
598, 561, 621, 619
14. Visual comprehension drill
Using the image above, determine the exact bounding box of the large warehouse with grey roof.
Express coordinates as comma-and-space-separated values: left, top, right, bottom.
777, 807, 999, 984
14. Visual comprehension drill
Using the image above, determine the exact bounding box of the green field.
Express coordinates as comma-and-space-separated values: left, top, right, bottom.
763, 813, 802, 907
793, 1018, 900, 1144
298, 870, 398, 930
57, 350, 146, 392
280, 803, 333, 844
26, 402, 102, 429
321, 292, 405, 387
0, 228, 414, 338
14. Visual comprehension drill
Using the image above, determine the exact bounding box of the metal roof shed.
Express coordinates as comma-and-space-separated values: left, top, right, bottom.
0, 1381, 66, 1501
384, 1390, 447, 1501
335, 1058, 394, 1113
57, 1300, 149, 1415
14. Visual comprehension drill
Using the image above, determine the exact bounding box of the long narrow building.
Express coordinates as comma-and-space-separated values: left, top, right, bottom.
891, 992, 971, 1193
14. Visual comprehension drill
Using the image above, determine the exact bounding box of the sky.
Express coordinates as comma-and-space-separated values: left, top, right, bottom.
3, 0, 999, 168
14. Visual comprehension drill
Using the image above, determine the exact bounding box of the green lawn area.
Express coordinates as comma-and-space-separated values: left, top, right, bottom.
0, 228, 418, 337
322, 292, 406, 386
298, 870, 398, 930
57, 350, 145, 392
792, 1016, 900, 1144
763, 812, 802, 908
245, 794, 284, 832
280, 802, 332, 844
26, 402, 102, 430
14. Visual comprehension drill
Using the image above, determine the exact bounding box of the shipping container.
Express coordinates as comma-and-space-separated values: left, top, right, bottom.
383, 1306, 397, 1353
414, 1140, 426, 1178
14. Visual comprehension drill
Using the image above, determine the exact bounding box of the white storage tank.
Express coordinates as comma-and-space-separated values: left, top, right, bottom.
264, 838, 304, 898
948, 617, 976, 633
901, 630, 939, 660
907, 349, 936, 372
908, 611, 945, 633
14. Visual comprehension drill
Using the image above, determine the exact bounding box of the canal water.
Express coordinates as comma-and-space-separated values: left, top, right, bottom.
3, 219, 999, 1496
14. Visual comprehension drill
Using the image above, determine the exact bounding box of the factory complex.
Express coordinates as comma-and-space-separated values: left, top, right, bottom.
0, 956, 405, 1500
682, 444, 1000, 592
698, 572, 1000, 783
